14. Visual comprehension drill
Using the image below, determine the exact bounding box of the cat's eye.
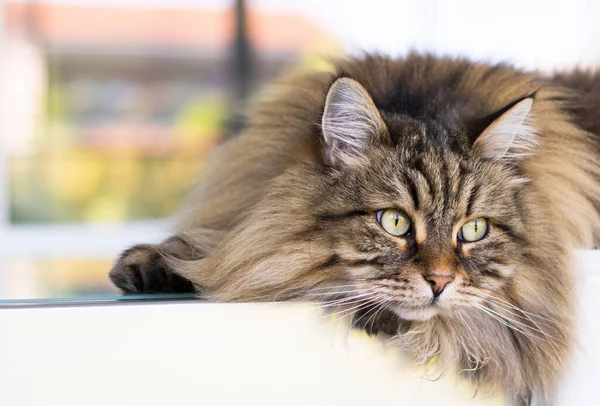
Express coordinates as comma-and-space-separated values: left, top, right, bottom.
458, 218, 488, 242
376, 209, 411, 236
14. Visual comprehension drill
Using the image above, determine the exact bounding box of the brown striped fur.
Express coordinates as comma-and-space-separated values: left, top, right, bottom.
110, 53, 600, 404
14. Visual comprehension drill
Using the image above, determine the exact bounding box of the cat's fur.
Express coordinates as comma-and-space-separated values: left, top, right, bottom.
110, 53, 600, 404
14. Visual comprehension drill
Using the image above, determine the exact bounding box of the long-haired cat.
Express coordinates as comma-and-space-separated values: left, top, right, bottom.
110, 53, 600, 405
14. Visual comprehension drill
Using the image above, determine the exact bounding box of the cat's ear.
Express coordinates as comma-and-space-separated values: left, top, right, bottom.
321, 77, 388, 167
474, 97, 538, 160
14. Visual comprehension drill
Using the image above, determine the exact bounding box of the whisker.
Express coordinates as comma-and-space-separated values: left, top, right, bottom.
476, 292, 561, 325
475, 303, 561, 363
478, 298, 563, 362
329, 295, 390, 325
481, 299, 563, 342
474, 304, 540, 341
306, 288, 373, 297
315, 292, 375, 308
364, 299, 392, 332
352, 297, 389, 329
309, 283, 368, 291
478, 300, 557, 338
351, 299, 387, 328
325, 297, 382, 320
462, 290, 565, 346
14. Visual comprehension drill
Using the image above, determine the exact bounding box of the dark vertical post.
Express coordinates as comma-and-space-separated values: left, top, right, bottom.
233, 0, 252, 103
224, 0, 254, 139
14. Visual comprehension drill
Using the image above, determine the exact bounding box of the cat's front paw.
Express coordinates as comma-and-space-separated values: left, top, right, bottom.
109, 244, 195, 294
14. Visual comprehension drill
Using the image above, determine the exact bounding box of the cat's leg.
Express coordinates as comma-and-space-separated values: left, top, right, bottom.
109, 236, 200, 294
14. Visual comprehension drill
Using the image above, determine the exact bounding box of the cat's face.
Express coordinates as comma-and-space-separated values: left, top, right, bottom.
313, 136, 529, 321
310, 77, 540, 322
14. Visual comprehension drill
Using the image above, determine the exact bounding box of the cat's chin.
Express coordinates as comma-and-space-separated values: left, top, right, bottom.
392, 305, 441, 321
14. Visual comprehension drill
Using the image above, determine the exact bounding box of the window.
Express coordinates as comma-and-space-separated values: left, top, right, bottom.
0, 0, 598, 301
0, 0, 339, 299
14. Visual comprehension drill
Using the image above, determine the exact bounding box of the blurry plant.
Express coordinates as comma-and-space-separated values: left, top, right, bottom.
10, 150, 205, 223
175, 94, 225, 146
11, 84, 224, 223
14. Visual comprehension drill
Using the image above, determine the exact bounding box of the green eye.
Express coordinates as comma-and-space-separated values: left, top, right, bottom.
376, 209, 411, 236
458, 218, 488, 242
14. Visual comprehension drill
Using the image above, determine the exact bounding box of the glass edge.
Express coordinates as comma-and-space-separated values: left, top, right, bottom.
0, 293, 200, 309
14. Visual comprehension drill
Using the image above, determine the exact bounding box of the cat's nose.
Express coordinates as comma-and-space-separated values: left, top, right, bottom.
424, 274, 454, 297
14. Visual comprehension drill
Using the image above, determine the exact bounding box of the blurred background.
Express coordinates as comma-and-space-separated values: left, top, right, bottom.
0, 0, 598, 300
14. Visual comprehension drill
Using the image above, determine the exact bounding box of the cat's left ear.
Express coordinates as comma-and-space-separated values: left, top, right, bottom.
474, 97, 538, 160
321, 77, 388, 167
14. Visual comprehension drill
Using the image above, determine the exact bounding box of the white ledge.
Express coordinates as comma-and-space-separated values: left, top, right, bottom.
1, 287, 599, 406
0, 253, 598, 405
0, 302, 507, 406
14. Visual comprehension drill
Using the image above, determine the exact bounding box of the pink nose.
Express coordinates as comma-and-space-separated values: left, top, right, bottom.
424, 274, 454, 297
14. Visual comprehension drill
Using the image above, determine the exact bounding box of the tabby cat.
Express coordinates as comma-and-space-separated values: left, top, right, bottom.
110, 53, 600, 405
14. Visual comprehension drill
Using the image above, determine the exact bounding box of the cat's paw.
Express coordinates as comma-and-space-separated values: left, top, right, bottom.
109, 244, 196, 294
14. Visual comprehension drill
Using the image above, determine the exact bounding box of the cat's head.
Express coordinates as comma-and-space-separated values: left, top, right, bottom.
312, 76, 546, 322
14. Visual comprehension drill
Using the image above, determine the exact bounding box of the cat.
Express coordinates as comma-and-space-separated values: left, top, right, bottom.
109, 53, 600, 405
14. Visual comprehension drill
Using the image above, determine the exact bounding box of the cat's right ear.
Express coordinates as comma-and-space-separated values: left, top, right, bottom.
321, 77, 388, 167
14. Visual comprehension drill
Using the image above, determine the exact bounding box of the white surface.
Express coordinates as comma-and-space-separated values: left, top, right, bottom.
0, 303, 506, 406
0, 252, 598, 406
